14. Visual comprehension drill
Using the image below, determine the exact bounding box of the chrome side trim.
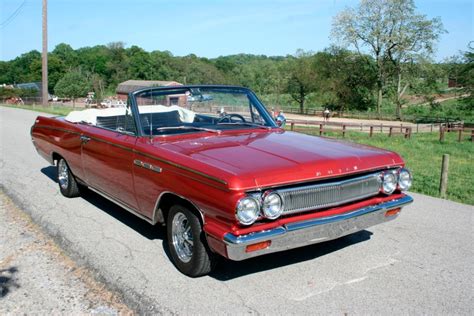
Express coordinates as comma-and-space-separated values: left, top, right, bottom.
88, 186, 154, 225
222, 195, 413, 261
134, 150, 228, 186
133, 159, 162, 173
37, 124, 227, 186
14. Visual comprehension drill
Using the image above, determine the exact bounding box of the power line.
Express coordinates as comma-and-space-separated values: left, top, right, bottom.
0, 0, 27, 29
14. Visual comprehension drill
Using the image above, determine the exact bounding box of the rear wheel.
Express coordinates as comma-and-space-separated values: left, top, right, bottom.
57, 158, 80, 198
166, 205, 216, 277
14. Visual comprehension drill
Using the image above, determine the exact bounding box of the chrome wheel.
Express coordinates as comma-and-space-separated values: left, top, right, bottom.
171, 212, 193, 263
58, 159, 69, 190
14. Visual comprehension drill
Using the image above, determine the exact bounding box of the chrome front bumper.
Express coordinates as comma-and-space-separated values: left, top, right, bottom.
223, 195, 413, 261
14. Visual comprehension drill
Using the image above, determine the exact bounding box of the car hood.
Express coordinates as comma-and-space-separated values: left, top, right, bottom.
156, 130, 404, 190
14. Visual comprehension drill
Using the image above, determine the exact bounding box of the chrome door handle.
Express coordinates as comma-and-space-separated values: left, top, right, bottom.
80, 135, 91, 143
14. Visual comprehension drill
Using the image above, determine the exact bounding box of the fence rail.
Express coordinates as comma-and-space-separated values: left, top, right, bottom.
439, 126, 474, 142
288, 120, 412, 139
277, 106, 467, 125
287, 119, 473, 142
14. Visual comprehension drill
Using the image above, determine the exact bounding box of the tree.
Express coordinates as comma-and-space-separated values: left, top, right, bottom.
286, 50, 318, 113
332, 0, 445, 118
54, 71, 90, 108
52, 43, 78, 67
458, 45, 474, 98
127, 45, 152, 79
7, 50, 42, 84
315, 48, 377, 112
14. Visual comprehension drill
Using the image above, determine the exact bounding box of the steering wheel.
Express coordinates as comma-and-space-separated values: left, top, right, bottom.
218, 113, 246, 123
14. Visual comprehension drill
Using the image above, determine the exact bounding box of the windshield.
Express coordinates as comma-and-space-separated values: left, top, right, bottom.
131, 86, 276, 136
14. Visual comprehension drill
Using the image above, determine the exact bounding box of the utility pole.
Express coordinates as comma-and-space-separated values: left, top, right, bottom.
42, 0, 48, 106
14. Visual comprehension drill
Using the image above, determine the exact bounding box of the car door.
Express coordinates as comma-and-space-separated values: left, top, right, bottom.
80, 107, 139, 210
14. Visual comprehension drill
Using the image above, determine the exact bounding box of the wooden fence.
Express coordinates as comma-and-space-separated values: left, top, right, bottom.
288, 120, 412, 138
439, 126, 474, 142
278, 106, 466, 125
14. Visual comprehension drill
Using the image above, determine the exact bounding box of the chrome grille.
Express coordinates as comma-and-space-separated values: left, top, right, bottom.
277, 172, 382, 215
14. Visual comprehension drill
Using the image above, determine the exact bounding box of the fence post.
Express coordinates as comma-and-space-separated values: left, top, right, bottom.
458, 129, 462, 142
439, 127, 445, 142
471, 129, 474, 142
400, 124, 403, 133
369, 126, 373, 137
360, 123, 363, 131
290, 122, 294, 131
439, 154, 449, 199
416, 124, 419, 133
431, 124, 433, 132
342, 125, 346, 137
380, 124, 383, 133
319, 123, 323, 136
389, 127, 393, 137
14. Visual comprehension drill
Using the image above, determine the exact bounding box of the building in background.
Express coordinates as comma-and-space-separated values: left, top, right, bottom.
116, 80, 182, 102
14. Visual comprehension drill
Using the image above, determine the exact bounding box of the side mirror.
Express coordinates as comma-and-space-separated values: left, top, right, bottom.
275, 113, 286, 128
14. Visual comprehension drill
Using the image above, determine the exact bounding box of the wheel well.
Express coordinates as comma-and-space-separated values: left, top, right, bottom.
51, 152, 62, 165
155, 193, 204, 226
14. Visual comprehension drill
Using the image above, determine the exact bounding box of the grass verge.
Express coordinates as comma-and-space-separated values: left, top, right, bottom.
1, 103, 77, 116
292, 127, 473, 205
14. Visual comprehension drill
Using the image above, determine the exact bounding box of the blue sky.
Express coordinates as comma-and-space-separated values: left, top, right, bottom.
0, 0, 472, 61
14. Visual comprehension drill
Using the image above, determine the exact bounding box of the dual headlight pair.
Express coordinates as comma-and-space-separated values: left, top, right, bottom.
236, 168, 413, 226
380, 168, 412, 194
235, 192, 283, 226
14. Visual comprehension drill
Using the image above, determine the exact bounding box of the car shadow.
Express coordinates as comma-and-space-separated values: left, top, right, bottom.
209, 230, 373, 281
0, 267, 20, 299
41, 165, 373, 280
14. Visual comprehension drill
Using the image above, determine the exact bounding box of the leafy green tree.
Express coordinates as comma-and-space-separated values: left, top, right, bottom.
52, 43, 78, 68
315, 48, 377, 112
332, 0, 445, 118
105, 42, 129, 87
7, 50, 42, 84
0, 61, 11, 84
30, 55, 66, 92
127, 45, 152, 79
286, 50, 318, 113
149, 50, 178, 81
458, 45, 474, 109
54, 71, 90, 108
76, 45, 110, 76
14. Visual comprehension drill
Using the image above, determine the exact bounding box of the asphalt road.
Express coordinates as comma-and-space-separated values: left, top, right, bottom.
1, 106, 473, 315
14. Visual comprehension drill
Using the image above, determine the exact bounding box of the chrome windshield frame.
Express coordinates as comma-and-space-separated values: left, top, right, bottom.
128, 85, 278, 137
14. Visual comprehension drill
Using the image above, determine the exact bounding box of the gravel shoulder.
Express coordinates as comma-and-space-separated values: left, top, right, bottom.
0, 191, 132, 315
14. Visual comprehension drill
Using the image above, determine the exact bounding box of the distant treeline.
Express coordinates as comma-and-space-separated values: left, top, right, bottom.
0, 42, 471, 113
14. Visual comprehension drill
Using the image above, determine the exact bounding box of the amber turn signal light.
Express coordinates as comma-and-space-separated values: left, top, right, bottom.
245, 241, 272, 253
385, 208, 401, 217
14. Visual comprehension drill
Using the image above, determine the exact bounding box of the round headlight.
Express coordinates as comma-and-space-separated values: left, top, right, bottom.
262, 192, 283, 219
398, 168, 412, 191
236, 197, 260, 225
381, 170, 398, 194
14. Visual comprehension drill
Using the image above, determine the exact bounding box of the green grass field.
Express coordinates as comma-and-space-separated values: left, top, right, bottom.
292, 127, 474, 205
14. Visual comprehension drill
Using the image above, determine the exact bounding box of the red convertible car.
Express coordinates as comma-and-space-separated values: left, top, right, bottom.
31, 85, 413, 277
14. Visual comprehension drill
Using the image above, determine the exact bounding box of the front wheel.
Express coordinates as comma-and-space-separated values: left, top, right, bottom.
166, 205, 216, 277
57, 158, 81, 198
